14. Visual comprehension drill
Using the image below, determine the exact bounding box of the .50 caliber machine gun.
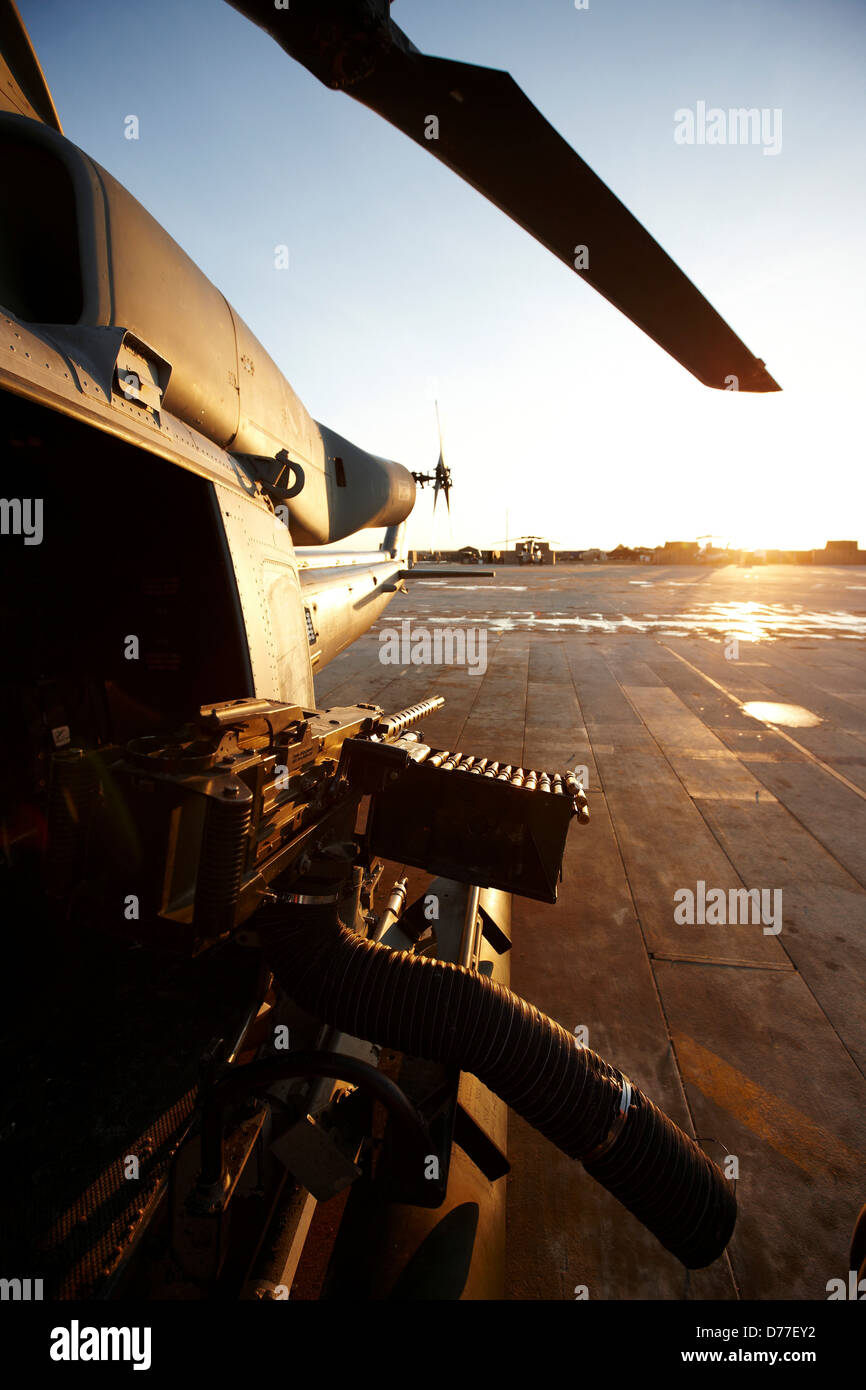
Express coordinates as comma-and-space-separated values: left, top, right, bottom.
41, 694, 735, 1297
46, 694, 585, 951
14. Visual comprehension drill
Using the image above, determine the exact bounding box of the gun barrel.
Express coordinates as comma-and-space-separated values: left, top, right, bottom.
375, 696, 445, 740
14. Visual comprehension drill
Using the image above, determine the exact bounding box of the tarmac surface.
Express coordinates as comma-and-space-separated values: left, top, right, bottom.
314, 564, 866, 1300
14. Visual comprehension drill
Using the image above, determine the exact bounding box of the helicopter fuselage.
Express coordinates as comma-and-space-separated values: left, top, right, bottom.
0, 110, 416, 737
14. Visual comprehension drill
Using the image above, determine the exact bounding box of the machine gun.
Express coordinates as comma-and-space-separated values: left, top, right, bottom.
38, 695, 735, 1298
44, 693, 586, 951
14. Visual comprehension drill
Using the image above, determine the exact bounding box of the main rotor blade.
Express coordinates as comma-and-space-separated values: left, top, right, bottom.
227, 1, 779, 392
0, 0, 63, 130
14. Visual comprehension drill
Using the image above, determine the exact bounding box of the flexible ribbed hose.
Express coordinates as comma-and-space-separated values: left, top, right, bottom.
263, 904, 735, 1268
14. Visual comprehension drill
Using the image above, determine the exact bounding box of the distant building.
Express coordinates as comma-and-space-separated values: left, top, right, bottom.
653, 541, 700, 563
608, 544, 653, 564
813, 540, 863, 564
440, 547, 501, 564
766, 548, 809, 565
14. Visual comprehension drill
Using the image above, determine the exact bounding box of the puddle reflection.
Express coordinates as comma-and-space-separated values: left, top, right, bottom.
742, 701, 822, 727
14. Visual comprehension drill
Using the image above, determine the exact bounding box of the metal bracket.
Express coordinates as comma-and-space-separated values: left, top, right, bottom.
114, 332, 171, 416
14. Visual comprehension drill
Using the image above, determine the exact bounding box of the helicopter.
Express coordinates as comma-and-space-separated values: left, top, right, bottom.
0, 0, 778, 1302
513, 537, 553, 565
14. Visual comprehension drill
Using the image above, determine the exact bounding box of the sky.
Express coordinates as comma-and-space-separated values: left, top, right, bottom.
18, 0, 866, 552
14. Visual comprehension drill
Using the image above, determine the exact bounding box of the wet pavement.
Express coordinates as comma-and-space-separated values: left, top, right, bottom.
315, 564, 866, 1301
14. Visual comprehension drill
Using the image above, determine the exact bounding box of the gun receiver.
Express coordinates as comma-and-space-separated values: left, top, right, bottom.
45, 693, 587, 951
